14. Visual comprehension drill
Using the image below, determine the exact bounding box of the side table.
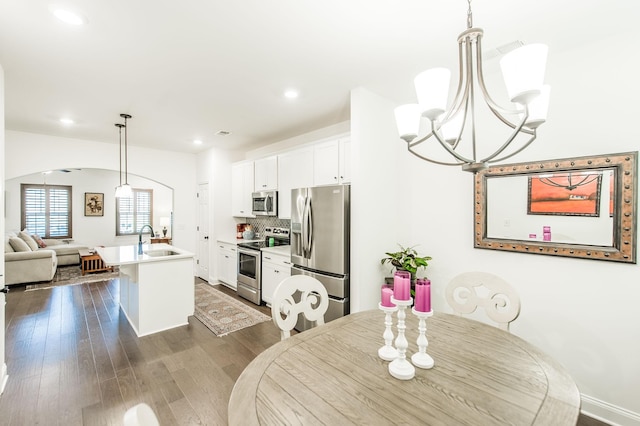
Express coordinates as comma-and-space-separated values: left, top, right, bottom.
78, 249, 113, 275
151, 237, 171, 244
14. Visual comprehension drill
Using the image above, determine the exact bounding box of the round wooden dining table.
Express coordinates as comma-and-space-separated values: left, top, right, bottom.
228, 310, 580, 425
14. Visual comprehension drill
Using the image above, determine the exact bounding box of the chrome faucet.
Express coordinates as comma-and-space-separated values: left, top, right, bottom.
138, 224, 155, 254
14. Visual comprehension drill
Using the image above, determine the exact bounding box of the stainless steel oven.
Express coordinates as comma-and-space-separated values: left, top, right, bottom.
237, 227, 290, 306
237, 246, 261, 305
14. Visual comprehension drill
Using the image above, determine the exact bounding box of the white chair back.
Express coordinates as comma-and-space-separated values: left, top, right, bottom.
271, 275, 329, 340
445, 272, 521, 331
123, 403, 160, 426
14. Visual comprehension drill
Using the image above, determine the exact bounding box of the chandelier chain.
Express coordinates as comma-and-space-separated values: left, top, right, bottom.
467, 0, 473, 29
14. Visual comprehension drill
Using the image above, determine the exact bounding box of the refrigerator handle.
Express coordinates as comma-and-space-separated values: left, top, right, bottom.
307, 197, 313, 259
303, 195, 313, 258
302, 195, 309, 257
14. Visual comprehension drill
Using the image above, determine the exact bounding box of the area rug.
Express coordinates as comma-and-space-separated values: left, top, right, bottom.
193, 282, 271, 337
25, 265, 120, 291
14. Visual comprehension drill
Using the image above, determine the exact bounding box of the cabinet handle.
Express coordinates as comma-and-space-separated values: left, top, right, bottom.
275, 270, 279, 273
219, 245, 223, 248
264, 256, 271, 260
283, 261, 291, 265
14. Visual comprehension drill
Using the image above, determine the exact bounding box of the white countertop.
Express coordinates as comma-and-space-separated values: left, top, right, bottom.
96, 243, 195, 266
217, 237, 263, 245
261, 245, 291, 256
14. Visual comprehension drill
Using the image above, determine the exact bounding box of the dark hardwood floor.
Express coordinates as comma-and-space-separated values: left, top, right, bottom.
0, 277, 609, 426
0, 277, 281, 425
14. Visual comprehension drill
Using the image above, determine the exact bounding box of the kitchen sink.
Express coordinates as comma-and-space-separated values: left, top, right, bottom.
144, 249, 180, 257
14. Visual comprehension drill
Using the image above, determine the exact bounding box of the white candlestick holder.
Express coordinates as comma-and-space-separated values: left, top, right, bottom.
411, 308, 434, 369
388, 297, 415, 380
378, 303, 399, 361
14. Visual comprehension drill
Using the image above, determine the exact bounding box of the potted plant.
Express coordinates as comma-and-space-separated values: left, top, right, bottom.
380, 244, 432, 281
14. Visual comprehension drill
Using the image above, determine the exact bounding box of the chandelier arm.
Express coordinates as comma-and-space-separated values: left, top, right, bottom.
442, 41, 469, 124
438, 39, 473, 151
487, 132, 538, 164
474, 36, 536, 137
407, 144, 465, 167
479, 108, 531, 163
539, 178, 567, 188
430, 120, 475, 164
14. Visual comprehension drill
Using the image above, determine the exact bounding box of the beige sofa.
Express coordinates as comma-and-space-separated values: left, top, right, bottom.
4, 231, 89, 285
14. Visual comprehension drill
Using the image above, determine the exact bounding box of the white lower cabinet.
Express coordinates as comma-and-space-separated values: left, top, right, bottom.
261, 252, 291, 306
217, 241, 237, 289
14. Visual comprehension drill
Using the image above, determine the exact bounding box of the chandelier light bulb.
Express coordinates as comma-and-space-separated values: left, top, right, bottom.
500, 43, 548, 105
394, 104, 422, 142
414, 68, 451, 121
523, 85, 551, 129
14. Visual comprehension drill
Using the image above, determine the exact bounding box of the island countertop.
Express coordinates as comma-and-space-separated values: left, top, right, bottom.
96, 243, 194, 266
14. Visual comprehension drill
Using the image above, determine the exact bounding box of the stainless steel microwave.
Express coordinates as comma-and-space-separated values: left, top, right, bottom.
252, 191, 278, 216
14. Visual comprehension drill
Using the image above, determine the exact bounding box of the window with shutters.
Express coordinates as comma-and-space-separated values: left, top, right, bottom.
21, 184, 73, 239
116, 189, 153, 236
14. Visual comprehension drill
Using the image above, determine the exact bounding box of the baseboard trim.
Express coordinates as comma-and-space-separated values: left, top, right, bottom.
582, 394, 640, 426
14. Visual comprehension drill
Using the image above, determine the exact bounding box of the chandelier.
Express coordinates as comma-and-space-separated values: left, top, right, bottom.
394, 0, 550, 173
115, 113, 133, 198
537, 172, 600, 191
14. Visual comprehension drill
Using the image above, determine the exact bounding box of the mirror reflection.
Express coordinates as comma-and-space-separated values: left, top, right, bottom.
475, 152, 637, 263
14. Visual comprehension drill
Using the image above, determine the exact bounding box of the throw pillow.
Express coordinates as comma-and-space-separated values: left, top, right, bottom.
19, 230, 39, 251
32, 234, 47, 248
9, 236, 32, 252
5, 240, 15, 253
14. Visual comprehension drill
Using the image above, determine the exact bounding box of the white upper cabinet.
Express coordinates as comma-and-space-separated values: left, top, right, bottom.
313, 137, 351, 186
231, 161, 255, 217
339, 137, 351, 184
254, 155, 278, 191
277, 146, 314, 219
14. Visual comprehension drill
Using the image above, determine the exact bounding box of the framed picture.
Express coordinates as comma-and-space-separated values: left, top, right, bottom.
85, 192, 104, 216
527, 172, 602, 216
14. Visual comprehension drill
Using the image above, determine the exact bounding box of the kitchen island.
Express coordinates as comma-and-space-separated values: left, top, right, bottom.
96, 243, 195, 337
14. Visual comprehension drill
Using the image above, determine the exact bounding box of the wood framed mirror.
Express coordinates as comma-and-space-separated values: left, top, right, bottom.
474, 152, 637, 263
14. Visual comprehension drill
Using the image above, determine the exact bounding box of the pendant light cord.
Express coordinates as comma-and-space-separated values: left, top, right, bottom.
120, 113, 132, 185
115, 123, 125, 186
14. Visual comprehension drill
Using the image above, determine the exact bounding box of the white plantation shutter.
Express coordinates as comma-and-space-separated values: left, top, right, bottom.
116, 189, 153, 235
21, 184, 72, 238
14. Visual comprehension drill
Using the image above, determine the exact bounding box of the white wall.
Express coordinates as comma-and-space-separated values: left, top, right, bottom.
352, 32, 639, 425
5, 130, 198, 254
196, 147, 244, 283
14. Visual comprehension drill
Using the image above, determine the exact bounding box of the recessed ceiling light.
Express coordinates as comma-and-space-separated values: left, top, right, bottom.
59, 117, 74, 125
193, 139, 203, 145
216, 130, 231, 136
284, 90, 299, 99
49, 5, 87, 26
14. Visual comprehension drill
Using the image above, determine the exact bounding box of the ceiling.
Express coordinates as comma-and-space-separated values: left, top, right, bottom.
0, 0, 634, 154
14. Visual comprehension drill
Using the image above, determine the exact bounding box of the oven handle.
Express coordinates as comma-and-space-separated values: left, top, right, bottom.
238, 248, 261, 257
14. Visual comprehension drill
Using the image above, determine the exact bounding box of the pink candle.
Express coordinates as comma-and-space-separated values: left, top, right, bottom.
381, 285, 394, 307
393, 271, 411, 301
425, 279, 431, 312
415, 278, 432, 312
403, 276, 411, 300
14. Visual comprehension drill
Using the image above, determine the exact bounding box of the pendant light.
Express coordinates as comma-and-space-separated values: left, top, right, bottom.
115, 114, 133, 198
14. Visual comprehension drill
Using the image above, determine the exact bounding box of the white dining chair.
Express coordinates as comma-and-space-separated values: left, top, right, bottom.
271, 275, 329, 340
445, 271, 521, 332
123, 403, 160, 426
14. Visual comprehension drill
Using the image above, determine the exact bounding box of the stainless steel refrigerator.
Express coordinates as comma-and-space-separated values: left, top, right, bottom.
291, 184, 350, 331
